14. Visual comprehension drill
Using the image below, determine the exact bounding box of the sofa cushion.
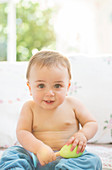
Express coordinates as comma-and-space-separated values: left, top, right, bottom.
69, 55, 112, 143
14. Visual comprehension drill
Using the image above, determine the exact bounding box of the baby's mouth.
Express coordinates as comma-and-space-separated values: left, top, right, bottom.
44, 100, 54, 104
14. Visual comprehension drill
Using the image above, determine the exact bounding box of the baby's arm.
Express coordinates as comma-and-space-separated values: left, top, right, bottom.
66, 97, 98, 153
16, 101, 56, 166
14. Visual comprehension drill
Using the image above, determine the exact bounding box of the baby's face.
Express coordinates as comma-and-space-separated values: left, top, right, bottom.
28, 64, 70, 110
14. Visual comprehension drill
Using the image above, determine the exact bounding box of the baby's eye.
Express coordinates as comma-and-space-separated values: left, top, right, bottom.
38, 84, 45, 88
54, 84, 62, 88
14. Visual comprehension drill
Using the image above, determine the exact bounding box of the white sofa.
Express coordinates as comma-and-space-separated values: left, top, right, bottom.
0, 55, 112, 169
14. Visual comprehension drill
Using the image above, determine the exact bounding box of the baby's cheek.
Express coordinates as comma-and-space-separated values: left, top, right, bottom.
33, 94, 41, 103
57, 93, 65, 103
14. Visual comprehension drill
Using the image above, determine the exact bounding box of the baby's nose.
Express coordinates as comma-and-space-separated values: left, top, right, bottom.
45, 90, 54, 96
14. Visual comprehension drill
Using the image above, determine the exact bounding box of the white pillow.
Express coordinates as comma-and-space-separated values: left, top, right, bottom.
0, 62, 31, 147
69, 55, 112, 143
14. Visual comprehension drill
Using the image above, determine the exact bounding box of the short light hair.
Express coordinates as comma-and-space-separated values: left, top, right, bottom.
26, 50, 71, 80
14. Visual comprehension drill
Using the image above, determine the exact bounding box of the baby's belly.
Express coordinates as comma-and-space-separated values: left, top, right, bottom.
33, 128, 78, 150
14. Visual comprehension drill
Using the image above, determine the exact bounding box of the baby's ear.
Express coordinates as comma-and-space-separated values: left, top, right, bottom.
66, 82, 71, 96
67, 81, 71, 90
27, 82, 32, 96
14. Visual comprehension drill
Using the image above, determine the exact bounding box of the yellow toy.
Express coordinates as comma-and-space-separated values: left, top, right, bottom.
55, 144, 84, 158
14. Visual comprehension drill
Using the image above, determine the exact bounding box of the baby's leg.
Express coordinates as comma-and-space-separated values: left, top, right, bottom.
0, 146, 35, 170
0, 146, 62, 170
55, 151, 102, 170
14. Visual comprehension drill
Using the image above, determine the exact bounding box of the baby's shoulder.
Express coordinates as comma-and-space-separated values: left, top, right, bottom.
66, 96, 83, 107
22, 100, 35, 109
66, 96, 78, 103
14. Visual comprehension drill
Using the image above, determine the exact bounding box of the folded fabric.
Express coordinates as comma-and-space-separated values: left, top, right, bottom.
55, 152, 102, 170
0, 146, 35, 170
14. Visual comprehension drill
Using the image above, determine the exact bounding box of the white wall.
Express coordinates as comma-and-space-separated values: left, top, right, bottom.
54, 0, 112, 55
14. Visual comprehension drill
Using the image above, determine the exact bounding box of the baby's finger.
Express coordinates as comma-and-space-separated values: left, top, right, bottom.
81, 143, 86, 153
70, 139, 79, 151
66, 136, 75, 145
45, 161, 49, 164
76, 141, 83, 154
52, 154, 56, 161
39, 160, 46, 166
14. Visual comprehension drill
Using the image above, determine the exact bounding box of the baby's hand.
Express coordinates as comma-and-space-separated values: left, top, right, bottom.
66, 132, 87, 154
36, 143, 56, 166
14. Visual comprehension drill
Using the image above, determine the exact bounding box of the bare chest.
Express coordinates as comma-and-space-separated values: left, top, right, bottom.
32, 106, 78, 132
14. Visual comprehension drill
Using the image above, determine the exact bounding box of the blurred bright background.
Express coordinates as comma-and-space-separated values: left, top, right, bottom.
0, 0, 112, 61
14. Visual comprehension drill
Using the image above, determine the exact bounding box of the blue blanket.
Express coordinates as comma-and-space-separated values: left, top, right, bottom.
0, 146, 102, 170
